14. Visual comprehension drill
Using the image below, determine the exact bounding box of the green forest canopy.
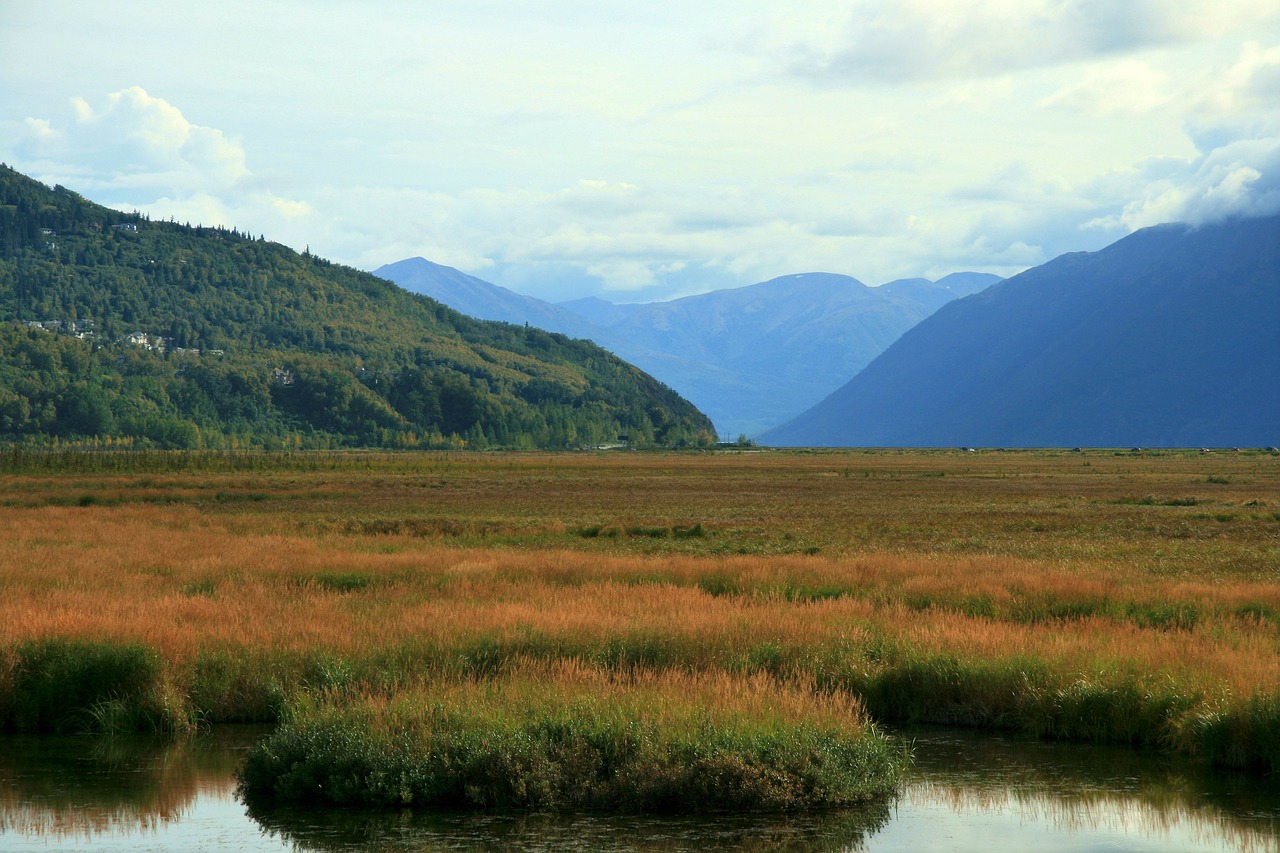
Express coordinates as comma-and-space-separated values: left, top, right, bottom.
0, 164, 715, 450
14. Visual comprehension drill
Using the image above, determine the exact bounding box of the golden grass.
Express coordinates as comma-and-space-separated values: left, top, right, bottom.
2, 504, 1275, 691
0, 527, 1273, 675
316, 658, 877, 735
1, 449, 1278, 764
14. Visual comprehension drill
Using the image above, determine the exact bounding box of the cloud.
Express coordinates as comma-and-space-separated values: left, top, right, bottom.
21, 117, 60, 143
314, 176, 929, 299
1197, 42, 1280, 116
780, 0, 1279, 84
10, 86, 321, 247
17, 87, 248, 194
1111, 135, 1280, 229
584, 260, 661, 292
1079, 44, 1280, 230
6, 30, 1276, 311
1039, 60, 1170, 115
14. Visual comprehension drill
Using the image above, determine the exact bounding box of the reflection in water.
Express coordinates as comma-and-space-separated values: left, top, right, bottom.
0, 727, 257, 844
248, 803, 890, 853
888, 726, 1280, 853
1, 726, 1279, 852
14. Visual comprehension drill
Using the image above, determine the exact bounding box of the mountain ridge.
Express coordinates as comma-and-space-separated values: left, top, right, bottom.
762, 214, 1280, 448
375, 258, 1001, 437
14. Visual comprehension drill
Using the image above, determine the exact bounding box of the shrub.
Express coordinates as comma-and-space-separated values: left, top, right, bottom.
238, 664, 901, 812
0, 638, 176, 733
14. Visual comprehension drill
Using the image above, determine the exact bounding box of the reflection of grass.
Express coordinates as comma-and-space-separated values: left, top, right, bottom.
238, 661, 899, 812
900, 726, 1280, 852
0, 728, 261, 840
0, 449, 1277, 776
247, 800, 893, 853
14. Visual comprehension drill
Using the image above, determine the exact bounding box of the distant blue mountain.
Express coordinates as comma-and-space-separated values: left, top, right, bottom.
762, 214, 1280, 448
374, 259, 1000, 438
556, 296, 646, 327
879, 272, 1001, 310
373, 257, 598, 340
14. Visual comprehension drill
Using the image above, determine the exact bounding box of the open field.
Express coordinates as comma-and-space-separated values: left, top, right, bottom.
1, 448, 1278, 795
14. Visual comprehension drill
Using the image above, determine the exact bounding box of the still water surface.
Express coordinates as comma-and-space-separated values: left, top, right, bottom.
2, 726, 1277, 852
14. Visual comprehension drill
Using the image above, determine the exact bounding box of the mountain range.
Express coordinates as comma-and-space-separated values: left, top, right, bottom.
0, 165, 714, 450
375, 258, 999, 437
763, 214, 1280, 448
8, 162, 1272, 451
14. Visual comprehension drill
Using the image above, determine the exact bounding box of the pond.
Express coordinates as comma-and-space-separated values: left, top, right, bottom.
2, 726, 1277, 852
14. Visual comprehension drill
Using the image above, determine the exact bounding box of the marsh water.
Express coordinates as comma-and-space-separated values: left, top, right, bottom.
2, 726, 1278, 852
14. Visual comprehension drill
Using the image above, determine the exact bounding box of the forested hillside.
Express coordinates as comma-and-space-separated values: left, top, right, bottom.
0, 165, 715, 449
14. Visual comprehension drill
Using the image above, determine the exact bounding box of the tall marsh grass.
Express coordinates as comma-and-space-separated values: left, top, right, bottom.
237, 661, 901, 811
0, 638, 186, 733
1, 449, 1278, 780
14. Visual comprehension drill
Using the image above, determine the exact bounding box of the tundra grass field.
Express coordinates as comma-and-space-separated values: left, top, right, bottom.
1, 448, 1278, 809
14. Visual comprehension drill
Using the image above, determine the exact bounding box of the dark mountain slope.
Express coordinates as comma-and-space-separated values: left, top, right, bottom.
762, 215, 1280, 447
0, 165, 714, 449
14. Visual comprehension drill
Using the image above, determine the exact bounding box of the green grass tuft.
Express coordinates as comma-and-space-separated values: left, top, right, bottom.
238, 672, 901, 812
0, 639, 184, 733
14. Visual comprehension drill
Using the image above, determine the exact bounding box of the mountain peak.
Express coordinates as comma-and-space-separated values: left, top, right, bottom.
763, 272, 868, 289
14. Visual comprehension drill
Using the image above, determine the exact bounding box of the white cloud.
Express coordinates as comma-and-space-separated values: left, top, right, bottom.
780, 0, 1280, 83
584, 260, 660, 292
1039, 60, 1171, 115
21, 117, 60, 142
1198, 42, 1280, 115
143, 193, 234, 229
1114, 135, 1280, 229
3, 8, 1279, 305
18, 87, 248, 194
10, 86, 320, 248
1089, 43, 1280, 229
269, 196, 314, 220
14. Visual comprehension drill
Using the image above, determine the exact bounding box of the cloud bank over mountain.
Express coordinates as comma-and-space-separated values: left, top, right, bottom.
3, 2, 1278, 303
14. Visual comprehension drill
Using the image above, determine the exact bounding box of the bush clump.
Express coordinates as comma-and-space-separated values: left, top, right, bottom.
238, 662, 901, 812
0, 638, 181, 733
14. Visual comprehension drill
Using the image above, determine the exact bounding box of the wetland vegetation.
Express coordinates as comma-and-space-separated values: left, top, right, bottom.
1, 447, 1277, 811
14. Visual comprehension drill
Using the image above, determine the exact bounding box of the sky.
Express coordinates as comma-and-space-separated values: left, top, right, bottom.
2, 1, 1279, 303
